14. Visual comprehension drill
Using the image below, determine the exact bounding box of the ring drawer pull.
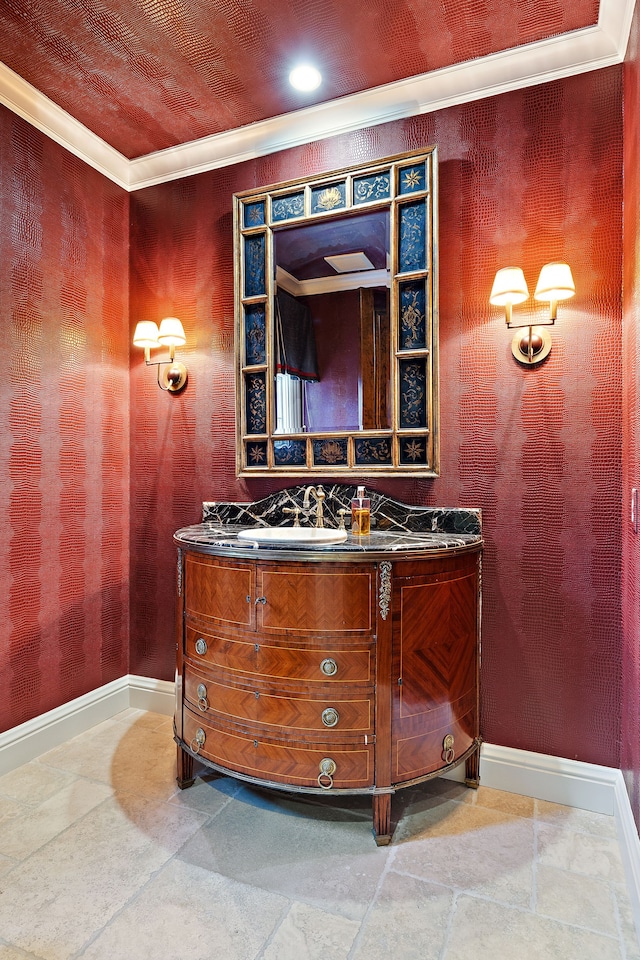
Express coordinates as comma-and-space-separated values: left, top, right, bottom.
317, 757, 336, 789
321, 707, 339, 728
255, 596, 267, 605
196, 683, 209, 712
190, 727, 206, 754
194, 637, 207, 656
320, 658, 338, 677
442, 733, 455, 764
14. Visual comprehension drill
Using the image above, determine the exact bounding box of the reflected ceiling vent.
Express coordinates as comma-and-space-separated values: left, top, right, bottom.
324, 252, 374, 273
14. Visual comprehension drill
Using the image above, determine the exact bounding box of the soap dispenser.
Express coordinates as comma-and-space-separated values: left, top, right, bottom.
351, 485, 371, 536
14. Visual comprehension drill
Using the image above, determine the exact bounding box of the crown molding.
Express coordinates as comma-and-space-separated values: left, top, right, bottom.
0, 60, 130, 190
0, 0, 634, 193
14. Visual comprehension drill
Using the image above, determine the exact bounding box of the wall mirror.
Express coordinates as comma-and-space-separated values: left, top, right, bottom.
233, 147, 439, 477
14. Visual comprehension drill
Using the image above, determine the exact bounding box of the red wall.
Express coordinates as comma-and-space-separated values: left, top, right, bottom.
0, 107, 130, 731
623, 7, 640, 825
130, 69, 623, 767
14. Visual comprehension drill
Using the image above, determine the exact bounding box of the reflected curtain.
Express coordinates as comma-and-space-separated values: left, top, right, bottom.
275, 289, 319, 381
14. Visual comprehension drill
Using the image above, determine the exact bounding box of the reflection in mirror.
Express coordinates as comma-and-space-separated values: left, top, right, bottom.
274, 212, 391, 434
234, 148, 439, 477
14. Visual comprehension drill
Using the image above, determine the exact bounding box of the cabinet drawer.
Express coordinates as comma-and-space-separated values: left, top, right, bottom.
182, 708, 374, 789
184, 664, 373, 736
186, 625, 373, 683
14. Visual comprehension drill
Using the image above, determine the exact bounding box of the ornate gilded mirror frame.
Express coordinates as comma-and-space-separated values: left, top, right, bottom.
233, 147, 439, 477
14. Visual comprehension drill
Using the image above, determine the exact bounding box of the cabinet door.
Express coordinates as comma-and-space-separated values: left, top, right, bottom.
256, 562, 375, 637
185, 554, 255, 630
392, 561, 479, 782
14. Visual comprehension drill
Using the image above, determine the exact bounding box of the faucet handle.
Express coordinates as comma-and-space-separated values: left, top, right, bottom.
283, 506, 302, 527
337, 508, 348, 531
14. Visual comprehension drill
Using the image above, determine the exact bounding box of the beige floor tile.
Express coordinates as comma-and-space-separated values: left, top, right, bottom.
537, 822, 625, 883
1, 711, 635, 960
467, 786, 536, 819
113, 709, 169, 731
0, 762, 77, 807
80, 858, 287, 960
350, 868, 453, 960
0, 855, 16, 878
393, 798, 535, 907
263, 901, 360, 960
536, 864, 617, 935
37, 718, 133, 779
39, 720, 178, 802
0, 794, 207, 960
177, 784, 389, 921
168, 772, 242, 816
0, 779, 112, 860
613, 882, 640, 960
444, 895, 622, 960
0, 944, 38, 959
536, 800, 618, 839
0, 797, 23, 827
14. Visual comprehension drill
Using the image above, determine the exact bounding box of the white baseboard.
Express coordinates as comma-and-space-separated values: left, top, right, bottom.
478, 742, 619, 814
615, 773, 640, 944
127, 674, 176, 716
0, 674, 174, 778
1, 677, 639, 938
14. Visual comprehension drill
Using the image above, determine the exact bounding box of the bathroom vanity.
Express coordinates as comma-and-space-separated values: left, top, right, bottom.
173, 485, 482, 844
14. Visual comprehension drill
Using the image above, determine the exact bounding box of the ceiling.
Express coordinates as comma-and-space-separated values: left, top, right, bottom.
0, 0, 634, 189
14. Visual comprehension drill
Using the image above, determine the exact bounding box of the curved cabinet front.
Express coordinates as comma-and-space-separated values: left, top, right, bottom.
174, 546, 481, 844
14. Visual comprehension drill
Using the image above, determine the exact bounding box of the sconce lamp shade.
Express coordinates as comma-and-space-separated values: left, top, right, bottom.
489, 267, 529, 306
158, 316, 186, 347
133, 320, 160, 348
534, 262, 575, 303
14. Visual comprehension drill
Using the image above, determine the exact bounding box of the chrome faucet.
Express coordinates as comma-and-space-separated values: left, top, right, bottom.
302, 485, 325, 528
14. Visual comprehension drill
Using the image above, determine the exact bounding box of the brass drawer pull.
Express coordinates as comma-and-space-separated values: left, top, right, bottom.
196, 683, 209, 712
320, 658, 338, 677
194, 637, 207, 656
191, 727, 206, 754
321, 707, 339, 728
442, 733, 455, 764
317, 757, 336, 789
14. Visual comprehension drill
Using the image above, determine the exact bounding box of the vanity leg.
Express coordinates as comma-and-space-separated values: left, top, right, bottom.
372, 794, 392, 846
464, 744, 481, 789
176, 743, 196, 789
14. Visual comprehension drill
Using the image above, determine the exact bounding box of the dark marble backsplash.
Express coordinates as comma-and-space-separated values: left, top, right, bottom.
202, 484, 481, 536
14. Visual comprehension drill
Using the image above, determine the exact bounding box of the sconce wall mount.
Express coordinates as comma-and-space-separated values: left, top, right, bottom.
490, 262, 575, 365
133, 317, 188, 393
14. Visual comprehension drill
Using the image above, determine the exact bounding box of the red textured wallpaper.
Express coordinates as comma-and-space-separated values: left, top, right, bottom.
130, 69, 623, 767
623, 7, 640, 826
0, 106, 130, 733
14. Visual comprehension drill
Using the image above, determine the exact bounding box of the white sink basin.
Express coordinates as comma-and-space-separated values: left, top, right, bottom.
237, 526, 347, 546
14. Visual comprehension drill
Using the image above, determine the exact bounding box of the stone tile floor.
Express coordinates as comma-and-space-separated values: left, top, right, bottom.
0, 709, 638, 960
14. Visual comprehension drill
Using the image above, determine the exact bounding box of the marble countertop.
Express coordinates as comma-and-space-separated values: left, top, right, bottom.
174, 484, 482, 561
174, 521, 482, 561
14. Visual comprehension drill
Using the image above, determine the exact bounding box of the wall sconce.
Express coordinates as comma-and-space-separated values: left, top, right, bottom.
133, 317, 188, 392
490, 262, 576, 365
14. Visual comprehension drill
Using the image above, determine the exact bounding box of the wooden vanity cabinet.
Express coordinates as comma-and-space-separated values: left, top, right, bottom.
175, 546, 481, 844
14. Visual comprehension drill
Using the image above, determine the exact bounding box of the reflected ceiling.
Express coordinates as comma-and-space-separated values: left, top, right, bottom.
0, 0, 599, 160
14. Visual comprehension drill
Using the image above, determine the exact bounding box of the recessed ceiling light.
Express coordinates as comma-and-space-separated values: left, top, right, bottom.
325, 252, 375, 273
289, 64, 322, 92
